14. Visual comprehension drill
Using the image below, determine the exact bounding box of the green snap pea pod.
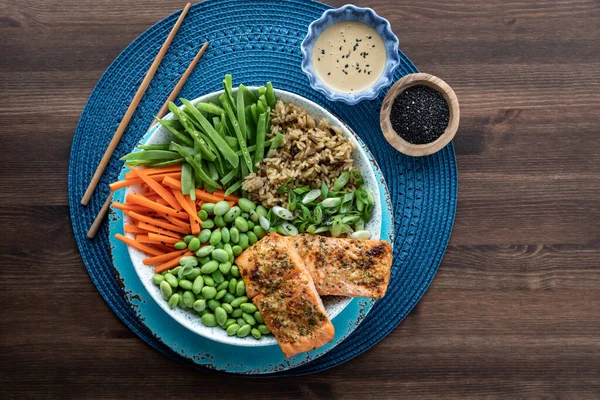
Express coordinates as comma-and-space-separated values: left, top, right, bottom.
183, 291, 195, 308
201, 286, 217, 299
250, 104, 259, 126
201, 219, 214, 229
267, 132, 283, 155
193, 299, 206, 312
216, 281, 229, 291
237, 325, 252, 338
201, 260, 219, 274
220, 94, 254, 172
238, 233, 249, 249
152, 274, 165, 285
209, 230, 222, 246
137, 143, 171, 151
120, 149, 180, 162
208, 299, 221, 311
224, 136, 238, 149
230, 265, 240, 278
221, 227, 230, 243
230, 296, 248, 308
201, 313, 218, 327
201, 203, 216, 213
215, 289, 227, 300
181, 163, 194, 199
240, 84, 258, 103
155, 119, 195, 147
265, 82, 277, 108
160, 280, 173, 300
222, 292, 235, 304
168, 293, 180, 309
240, 302, 257, 314
242, 313, 256, 326
188, 237, 200, 252
235, 280, 246, 297
219, 261, 232, 274
192, 275, 204, 294
222, 74, 237, 113
196, 102, 225, 115
257, 324, 271, 335
254, 311, 264, 324
164, 273, 178, 288
220, 168, 238, 186
174, 241, 187, 250
224, 181, 242, 197
231, 308, 243, 318
224, 318, 237, 328
214, 200, 231, 216
179, 279, 193, 291
236, 86, 247, 140
199, 131, 225, 176
203, 275, 215, 287
232, 245, 243, 257
212, 249, 229, 263
256, 98, 266, 114
211, 270, 225, 284
215, 307, 228, 326
148, 158, 186, 167
247, 231, 258, 245
251, 328, 262, 340
196, 245, 214, 257
214, 215, 226, 228
170, 143, 221, 188
226, 323, 241, 336
181, 99, 220, 161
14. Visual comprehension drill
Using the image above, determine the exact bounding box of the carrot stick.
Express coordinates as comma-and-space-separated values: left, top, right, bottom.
186, 195, 201, 235
126, 193, 187, 218
127, 212, 190, 234
143, 249, 188, 266
163, 176, 229, 204
110, 178, 143, 191
154, 243, 176, 253
161, 213, 190, 227
155, 251, 192, 273
137, 222, 182, 239
128, 168, 182, 210
111, 202, 150, 213
115, 233, 163, 256
148, 232, 180, 244
124, 165, 182, 179
124, 224, 147, 234
213, 189, 240, 202
155, 198, 169, 206
171, 189, 201, 223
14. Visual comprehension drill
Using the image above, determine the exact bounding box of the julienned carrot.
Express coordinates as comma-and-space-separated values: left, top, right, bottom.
155, 198, 169, 206
154, 243, 176, 253
213, 189, 240, 202
110, 178, 142, 191
115, 234, 163, 256
126, 193, 187, 219
163, 176, 231, 204
127, 211, 190, 234
171, 188, 200, 223
148, 232, 180, 244
129, 167, 182, 211
155, 251, 192, 273
187, 195, 201, 235
161, 213, 190, 227
124, 164, 182, 179
111, 202, 151, 213
124, 224, 146, 234
143, 249, 188, 266
137, 222, 182, 239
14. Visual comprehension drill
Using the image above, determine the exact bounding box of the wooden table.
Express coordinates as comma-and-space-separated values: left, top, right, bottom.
1, 0, 599, 398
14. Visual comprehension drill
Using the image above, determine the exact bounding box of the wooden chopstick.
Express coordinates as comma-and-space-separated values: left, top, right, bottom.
87, 194, 113, 239
150, 41, 209, 130
81, 2, 192, 206
87, 41, 210, 239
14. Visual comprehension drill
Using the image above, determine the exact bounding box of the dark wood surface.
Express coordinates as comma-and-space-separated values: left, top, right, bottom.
1, 0, 599, 398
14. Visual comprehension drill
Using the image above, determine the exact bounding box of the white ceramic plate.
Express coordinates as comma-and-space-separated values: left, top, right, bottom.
123, 88, 383, 347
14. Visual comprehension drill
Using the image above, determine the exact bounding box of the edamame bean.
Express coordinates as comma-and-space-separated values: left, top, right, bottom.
231, 309, 243, 318
241, 212, 249, 219
240, 303, 257, 314
251, 328, 261, 339
229, 278, 238, 294
230, 296, 248, 308
198, 209, 208, 220
208, 299, 221, 311
179, 256, 198, 268
235, 216, 249, 232
174, 241, 187, 250
209, 230, 222, 246
178, 291, 187, 308
249, 210, 259, 223
237, 318, 247, 326
199, 256, 211, 265
215, 242, 224, 249
215, 307, 228, 326
216, 281, 229, 291
230, 265, 240, 278
215, 289, 227, 300
160, 280, 172, 300
253, 225, 266, 239
238, 198, 257, 212
193, 299, 206, 312
203, 275, 215, 287
224, 318, 236, 328
164, 273, 178, 288
179, 279, 193, 290
238, 233, 249, 249
214, 215, 226, 228
253, 312, 264, 325
201, 203, 215, 213
201, 219, 215, 229
211, 270, 225, 284
226, 323, 241, 336
212, 249, 229, 263
200, 260, 219, 274
201, 286, 217, 299
224, 242, 233, 256
188, 237, 200, 252
221, 227, 230, 244
222, 293, 235, 304
236, 280, 246, 296
201, 313, 217, 327
230, 227, 240, 243
242, 313, 256, 325
247, 231, 258, 245
152, 274, 165, 285
198, 229, 212, 243
183, 291, 195, 308
168, 293, 180, 309
256, 205, 267, 217
219, 261, 232, 274
224, 206, 241, 223
257, 324, 271, 335
221, 303, 233, 314
247, 221, 255, 230
214, 200, 231, 216
184, 235, 194, 244
186, 267, 201, 281
171, 266, 181, 276
232, 245, 243, 257
196, 245, 214, 257
236, 325, 251, 337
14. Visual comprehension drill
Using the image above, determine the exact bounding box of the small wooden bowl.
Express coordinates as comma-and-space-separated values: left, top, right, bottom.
380, 73, 459, 157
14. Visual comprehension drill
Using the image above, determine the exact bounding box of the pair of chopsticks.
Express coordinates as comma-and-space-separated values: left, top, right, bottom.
86, 2, 209, 238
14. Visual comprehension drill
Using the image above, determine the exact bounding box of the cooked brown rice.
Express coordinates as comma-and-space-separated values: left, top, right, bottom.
243, 100, 355, 207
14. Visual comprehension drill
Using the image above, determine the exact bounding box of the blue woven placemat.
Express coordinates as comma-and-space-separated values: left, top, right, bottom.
68, 0, 457, 376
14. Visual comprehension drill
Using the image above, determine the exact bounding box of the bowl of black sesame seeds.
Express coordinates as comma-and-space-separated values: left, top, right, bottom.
380, 73, 459, 157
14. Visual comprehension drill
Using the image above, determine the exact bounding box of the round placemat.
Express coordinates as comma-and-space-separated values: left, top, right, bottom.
68, 0, 457, 376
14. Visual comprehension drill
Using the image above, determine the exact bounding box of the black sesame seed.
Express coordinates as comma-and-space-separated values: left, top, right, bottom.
321, 49, 325, 55
345, 64, 348, 68
339, 46, 342, 50
367, 36, 372, 39
328, 72, 331, 76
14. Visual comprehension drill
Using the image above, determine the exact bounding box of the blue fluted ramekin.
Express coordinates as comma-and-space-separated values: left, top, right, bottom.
300, 5, 400, 105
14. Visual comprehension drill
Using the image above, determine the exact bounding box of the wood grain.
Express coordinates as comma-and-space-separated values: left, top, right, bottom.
1, 0, 599, 398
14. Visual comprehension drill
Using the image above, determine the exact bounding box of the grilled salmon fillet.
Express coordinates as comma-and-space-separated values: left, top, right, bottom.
287, 234, 393, 299
235, 233, 335, 358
